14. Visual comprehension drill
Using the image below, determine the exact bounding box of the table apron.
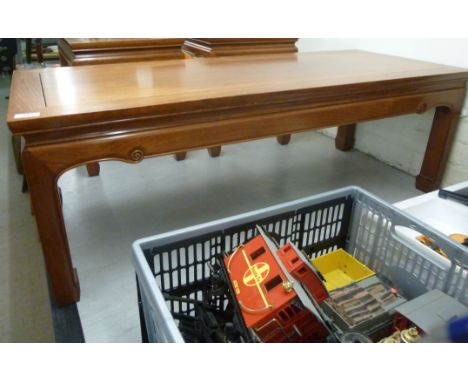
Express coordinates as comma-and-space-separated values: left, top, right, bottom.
23, 88, 464, 178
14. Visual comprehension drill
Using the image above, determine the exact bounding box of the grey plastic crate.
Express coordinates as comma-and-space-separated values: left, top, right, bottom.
132, 186, 468, 343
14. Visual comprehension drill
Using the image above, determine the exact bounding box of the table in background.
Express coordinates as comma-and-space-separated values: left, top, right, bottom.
58, 38, 186, 66
7, 50, 468, 306
182, 38, 298, 57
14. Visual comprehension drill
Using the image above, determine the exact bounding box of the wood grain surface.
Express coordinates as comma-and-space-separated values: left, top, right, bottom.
9, 50, 468, 133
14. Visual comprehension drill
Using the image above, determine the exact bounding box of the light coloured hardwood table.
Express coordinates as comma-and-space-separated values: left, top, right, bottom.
7, 50, 468, 305
58, 38, 188, 174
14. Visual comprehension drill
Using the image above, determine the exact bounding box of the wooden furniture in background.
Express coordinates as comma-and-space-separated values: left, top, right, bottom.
58, 38, 186, 66
23, 38, 59, 64
182, 38, 298, 57
58, 38, 189, 175
184, 38, 299, 156
7, 50, 468, 306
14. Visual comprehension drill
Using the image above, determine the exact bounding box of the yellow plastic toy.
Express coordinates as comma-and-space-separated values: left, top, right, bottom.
311, 248, 375, 291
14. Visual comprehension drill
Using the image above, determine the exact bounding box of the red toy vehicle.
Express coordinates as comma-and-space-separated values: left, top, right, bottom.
224, 227, 330, 342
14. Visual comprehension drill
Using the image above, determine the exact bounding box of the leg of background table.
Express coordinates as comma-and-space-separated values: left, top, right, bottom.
22, 150, 80, 306
277, 134, 291, 145
35, 38, 44, 64
11, 135, 23, 175
174, 152, 187, 161
335, 124, 356, 151
25, 38, 32, 64
207, 146, 222, 157
59, 52, 67, 66
416, 106, 461, 192
86, 162, 100, 177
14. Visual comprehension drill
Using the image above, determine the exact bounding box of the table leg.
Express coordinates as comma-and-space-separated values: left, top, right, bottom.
25, 38, 32, 64
335, 124, 356, 151
207, 146, 222, 157
59, 52, 67, 66
11, 135, 23, 175
277, 134, 291, 145
86, 162, 100, 176
416, 106, 461, 192
16, 39, 24, 65
22, 149, 80, 306
174, 152, 187, 161
35, 39, 44, 64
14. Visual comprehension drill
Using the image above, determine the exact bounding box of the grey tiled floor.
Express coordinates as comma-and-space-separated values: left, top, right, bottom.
1, 74, 423, 342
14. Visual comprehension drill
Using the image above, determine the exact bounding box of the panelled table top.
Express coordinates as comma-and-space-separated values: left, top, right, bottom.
8, 50, 468, 134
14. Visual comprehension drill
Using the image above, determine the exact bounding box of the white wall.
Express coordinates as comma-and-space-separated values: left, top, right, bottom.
297, 39, 468, 186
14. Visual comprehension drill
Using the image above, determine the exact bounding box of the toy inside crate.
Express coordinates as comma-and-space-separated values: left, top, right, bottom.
311, 248, 375, 291
135, 187, 468, 342
140, 196, 354, 342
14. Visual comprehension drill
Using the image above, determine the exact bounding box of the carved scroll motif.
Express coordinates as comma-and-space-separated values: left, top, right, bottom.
129, 148, 144, 162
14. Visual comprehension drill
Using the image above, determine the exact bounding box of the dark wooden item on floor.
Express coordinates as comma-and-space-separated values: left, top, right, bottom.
48, 275, 84, 343
7, 50, 468, 306
58, 38, 189, 174
184, 38, 299, 155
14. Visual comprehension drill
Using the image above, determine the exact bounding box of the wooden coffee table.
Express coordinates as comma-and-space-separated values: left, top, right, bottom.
7, 50, 468, 305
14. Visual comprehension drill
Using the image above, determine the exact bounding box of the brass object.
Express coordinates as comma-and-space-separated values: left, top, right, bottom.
379, 327, 420, 343
416, 233, 468, 260
416, 235, 448, 259
282, 281, 294, 293
401, 327, 420, 343
379, 331, 401, 343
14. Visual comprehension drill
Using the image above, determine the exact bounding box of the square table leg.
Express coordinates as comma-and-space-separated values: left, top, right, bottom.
416, 105, 463, 192
277, 134, 291, 145
174, 152, 187, 161
86, 162, 100, 177
22, 149, 80, 306
335, 124, 356, 151
207, 146, 222, 157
